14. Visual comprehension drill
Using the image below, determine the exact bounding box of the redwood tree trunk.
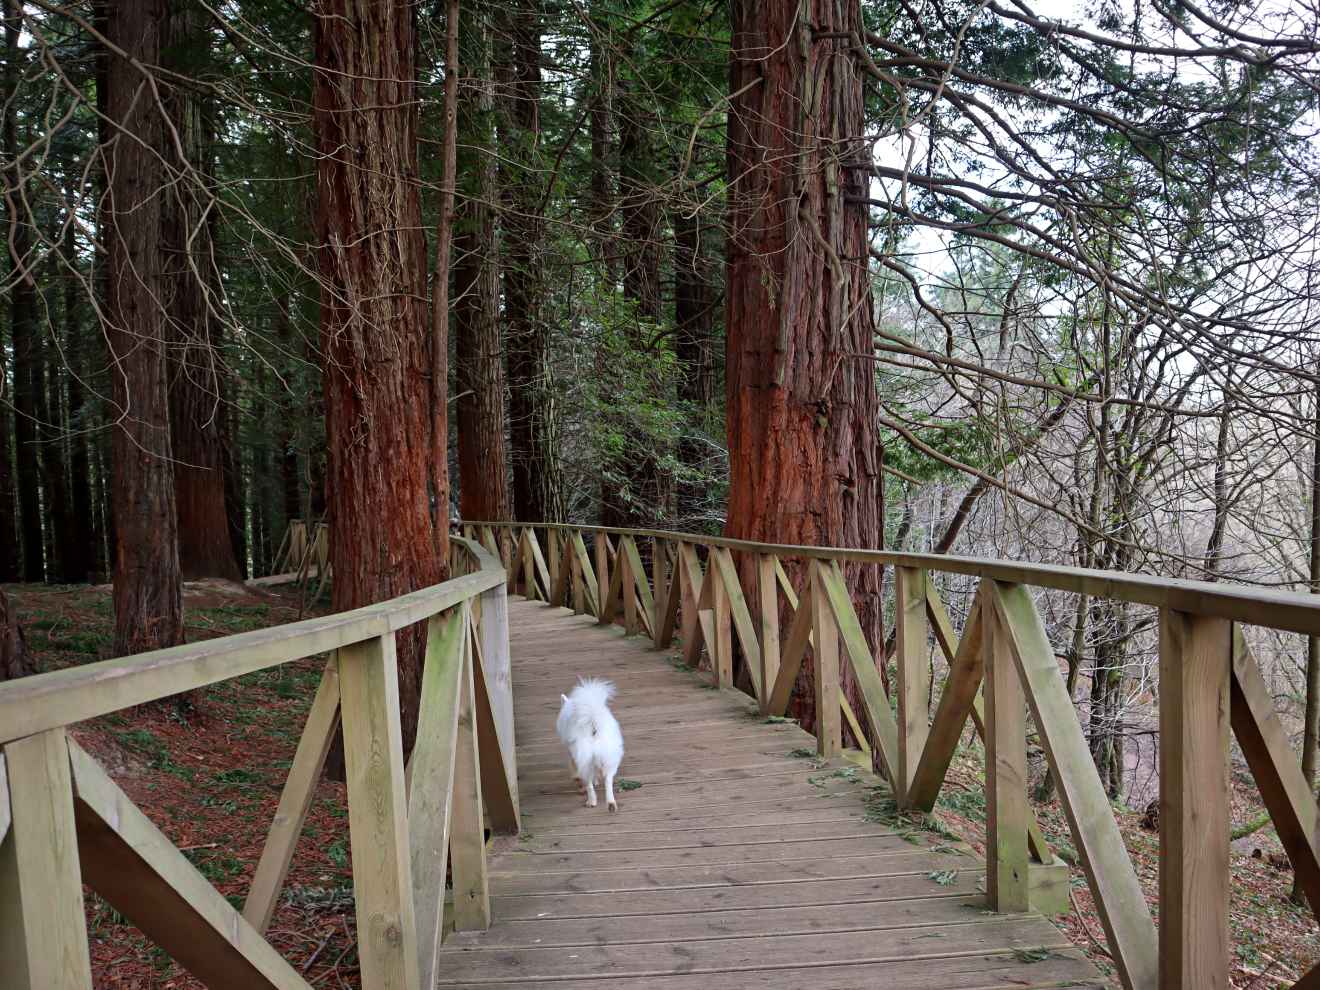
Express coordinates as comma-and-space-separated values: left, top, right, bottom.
454, 3, 510, 523
164, 2, 240, 582
105, 0, 184, 656
498, 3, 564, 524
314, 0, 445, 755
724, 0, 883, 731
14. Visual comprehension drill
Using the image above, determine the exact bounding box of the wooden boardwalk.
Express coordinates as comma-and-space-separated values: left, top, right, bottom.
435, 599, 1105, 989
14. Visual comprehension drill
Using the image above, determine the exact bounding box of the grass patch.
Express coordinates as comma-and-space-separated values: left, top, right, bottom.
618, 778, 643, 791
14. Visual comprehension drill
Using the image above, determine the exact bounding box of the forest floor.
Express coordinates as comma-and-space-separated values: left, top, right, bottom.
5, 582, 1318, 988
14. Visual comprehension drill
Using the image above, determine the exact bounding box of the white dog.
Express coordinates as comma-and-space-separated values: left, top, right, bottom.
555, 678, 624, 811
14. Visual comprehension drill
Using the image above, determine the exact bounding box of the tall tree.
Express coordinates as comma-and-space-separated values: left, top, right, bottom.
4, 0, 43, 583
313, 0, 445, 753
104, 0, 185, 655
164, 2, 241, 582
497, 0, 564, 524
58, 213, 96, 583
724, 0, 883, 728
454, 2, 510, 523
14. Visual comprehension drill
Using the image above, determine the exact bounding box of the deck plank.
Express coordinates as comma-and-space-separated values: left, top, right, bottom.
431, 599, 1104, 989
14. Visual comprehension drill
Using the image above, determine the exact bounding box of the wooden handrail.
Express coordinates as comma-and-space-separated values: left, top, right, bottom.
467, 520, 1320, 990
462, 520, 1320, 636
0, 540, 505, 745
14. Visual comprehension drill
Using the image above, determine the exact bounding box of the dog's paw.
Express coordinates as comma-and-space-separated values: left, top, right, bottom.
585, 796, 597, 808
607, 800, 618, 813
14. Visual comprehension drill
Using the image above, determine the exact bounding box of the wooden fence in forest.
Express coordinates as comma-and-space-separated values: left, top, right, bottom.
0, 536, 515, 990
465, 520, 1320, 990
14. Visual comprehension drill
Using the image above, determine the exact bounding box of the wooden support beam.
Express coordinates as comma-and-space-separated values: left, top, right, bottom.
450, 637, 490, 931
598, 538, 624, 627
990, 581, 1157, 990
766, 589, 813, 716
758, 555, 781, 709
474, 585, 519, 831
549, 532, 572, 607
918, 585, 1052, 862
620, 537, 657, 634
570, 539, 585, 615
594, 533, 611, 620
1295, 962, 1320, 989
652, 539, 668, 648
1158, 609, 1231, 990
547, 530, 561, 604
408, 608, 467, 989
678, 544, 702, 667
656, 558, 681, 650
620, 538, 639, 635
984, 600, 1030, 913
906, 592, 984, 811
818, 561, 899, 783
338, 634, 421, 990
712, 558, 733, 687
244, 659, 341, 934
67, 739, 307, 990
896, 567, 931, 798
0, 729, 92, 990
1230, 629, 1320, 916
525, 529, 553, 602
712, 548, 763, 699
810, 563, 842, 758
840, 694, 871, 755
571, 532, 600, 615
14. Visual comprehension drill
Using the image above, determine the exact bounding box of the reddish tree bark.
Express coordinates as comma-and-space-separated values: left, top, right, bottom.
313, 0, 446, 755
724, 0, 883, 731
454, 3, 510, 523
0, 586, 34, 681
105, 0, 185, 656
163, 2, 240, 582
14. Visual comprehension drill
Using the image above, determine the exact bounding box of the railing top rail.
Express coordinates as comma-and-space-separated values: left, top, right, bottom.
465, 520, 1320, 638
0, 537, 505, 745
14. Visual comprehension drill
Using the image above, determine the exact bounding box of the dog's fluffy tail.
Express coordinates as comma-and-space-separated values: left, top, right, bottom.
572, 677, 616, 712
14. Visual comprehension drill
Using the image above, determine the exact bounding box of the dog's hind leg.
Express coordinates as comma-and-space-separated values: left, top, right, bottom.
584, 770, 598, 808
604, 770, 617, 812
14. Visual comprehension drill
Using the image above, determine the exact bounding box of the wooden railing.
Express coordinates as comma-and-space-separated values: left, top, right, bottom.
0, 536, 515, 990
465, 520, 1320, 990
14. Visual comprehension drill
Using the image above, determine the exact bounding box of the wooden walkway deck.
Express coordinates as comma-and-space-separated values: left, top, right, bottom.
435, 599, 1106, 989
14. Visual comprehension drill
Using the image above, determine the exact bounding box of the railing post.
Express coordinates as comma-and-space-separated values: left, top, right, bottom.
652, 538, 668, 648
896, 567, 931, 800
476, 583, 519, 828
984, 592, 1030, 912
547, 530, 561, 606
712, 555, 733, 686
620, 539, 638, 636
450, 628, 491, 931
809, 562, 842, 758
758, 555, 781, 712
1159, 610, 1231, 990
594, 533, 611, 621
338, 634, 421, 990
0, 728, 93, 990
571, 537, 585, 615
